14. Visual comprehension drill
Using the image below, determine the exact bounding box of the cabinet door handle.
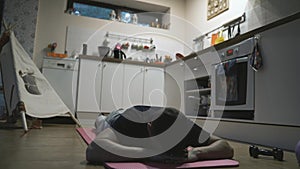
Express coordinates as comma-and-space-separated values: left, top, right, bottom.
188, 96, 201, 101
103, 63, 107, 68
145, 68, 148, 72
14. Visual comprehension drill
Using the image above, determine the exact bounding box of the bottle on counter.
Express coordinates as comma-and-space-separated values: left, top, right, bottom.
82, 44, 87, 55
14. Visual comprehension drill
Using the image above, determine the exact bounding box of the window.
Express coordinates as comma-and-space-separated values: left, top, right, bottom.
120, 11, 132, 23
73, 2, 113, 20
66, 0, 170, 29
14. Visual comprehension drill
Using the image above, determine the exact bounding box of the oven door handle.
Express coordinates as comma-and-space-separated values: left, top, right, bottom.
214, 56, 249, 68
236, 56, 249, 63
188, 96, 201, 101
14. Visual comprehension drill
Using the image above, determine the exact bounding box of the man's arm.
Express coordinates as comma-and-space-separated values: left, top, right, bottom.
86, 127, 154, 163
187, 135, 234, 162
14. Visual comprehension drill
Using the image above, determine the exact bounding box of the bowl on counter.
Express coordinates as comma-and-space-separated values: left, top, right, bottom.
176, 53, 184, 60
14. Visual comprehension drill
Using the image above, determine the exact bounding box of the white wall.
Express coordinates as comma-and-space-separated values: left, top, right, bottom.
185, 0, 248, 49
185, 0, 300, 49
185, 0, 248, 35
244, 0, 300, 31
34, 0, 188, 68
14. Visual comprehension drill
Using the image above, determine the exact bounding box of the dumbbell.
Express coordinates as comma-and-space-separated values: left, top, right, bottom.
249, 145, 284, 161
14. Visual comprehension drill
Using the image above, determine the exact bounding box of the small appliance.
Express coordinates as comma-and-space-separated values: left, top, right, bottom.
113, 43, 126, 59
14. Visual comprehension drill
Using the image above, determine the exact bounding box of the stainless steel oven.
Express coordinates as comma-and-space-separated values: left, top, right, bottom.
211, 38, 255, 119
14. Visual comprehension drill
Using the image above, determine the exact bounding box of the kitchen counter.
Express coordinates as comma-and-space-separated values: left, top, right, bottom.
79, 55, 166, 68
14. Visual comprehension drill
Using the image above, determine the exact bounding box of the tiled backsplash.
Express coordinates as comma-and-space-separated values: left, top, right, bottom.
245, 0, 300, 32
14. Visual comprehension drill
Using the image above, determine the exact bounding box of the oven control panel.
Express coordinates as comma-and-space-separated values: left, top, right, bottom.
218, 38, 254, 62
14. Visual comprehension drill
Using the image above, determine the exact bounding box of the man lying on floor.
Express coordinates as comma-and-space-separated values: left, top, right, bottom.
86, 106, 234, 164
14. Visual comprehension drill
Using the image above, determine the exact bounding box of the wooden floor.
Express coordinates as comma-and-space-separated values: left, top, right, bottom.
0, 122, 299, 169
0, 123, 103, 169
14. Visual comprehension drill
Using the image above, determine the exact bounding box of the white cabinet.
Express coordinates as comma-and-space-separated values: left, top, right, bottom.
143, 66, 165, 107
122, 64, 164, 109
123, 65, 144, 109
77, 58, 165, 113
76, 58, 102, 113
100, 62, 124, 112
165, 62, 185, 112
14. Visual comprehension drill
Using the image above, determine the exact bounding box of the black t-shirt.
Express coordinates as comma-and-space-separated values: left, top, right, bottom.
105, 106, 161, 138
105, 106, 210, 157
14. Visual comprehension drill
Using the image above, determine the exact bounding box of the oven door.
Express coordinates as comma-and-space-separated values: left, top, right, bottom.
211, 56, 254, 111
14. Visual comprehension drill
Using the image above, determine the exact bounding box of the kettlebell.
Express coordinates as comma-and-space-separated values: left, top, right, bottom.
249, 145, 284, 161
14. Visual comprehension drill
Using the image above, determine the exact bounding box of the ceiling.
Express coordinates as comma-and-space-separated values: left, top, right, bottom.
91, 0, 170, 12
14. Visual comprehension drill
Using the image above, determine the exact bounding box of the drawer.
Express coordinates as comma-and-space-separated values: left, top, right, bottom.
184, 56, 208, 80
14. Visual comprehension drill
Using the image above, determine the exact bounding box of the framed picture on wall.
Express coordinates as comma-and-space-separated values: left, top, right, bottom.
207, 0, 229, 20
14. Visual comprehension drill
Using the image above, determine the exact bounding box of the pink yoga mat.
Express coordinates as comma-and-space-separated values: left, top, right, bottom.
77, 128, 239, 168
76, 128, 95, 144
104, 159, 239, 169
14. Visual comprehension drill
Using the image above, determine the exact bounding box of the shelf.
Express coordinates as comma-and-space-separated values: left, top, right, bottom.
184, 76, 211, 91
185, 88, 211, 93
185, 75, 211, 118
106, 32, 153, 44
